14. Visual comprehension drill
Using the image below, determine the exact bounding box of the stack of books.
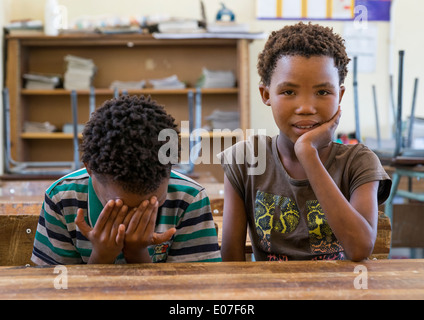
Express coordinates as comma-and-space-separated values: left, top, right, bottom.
23, 121, 57, 133
109, 80, 146, 90
5, 19, 43, 35
157, 19, 202, 33
23, 73, 61, 89
64, 55, 97, 90
197, 68, 235, 88
206, 110, 240, 131
149, 75, 186, 89
206, 22, 249, 33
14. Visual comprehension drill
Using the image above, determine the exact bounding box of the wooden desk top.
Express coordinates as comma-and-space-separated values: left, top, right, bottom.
0, 260, 423, 300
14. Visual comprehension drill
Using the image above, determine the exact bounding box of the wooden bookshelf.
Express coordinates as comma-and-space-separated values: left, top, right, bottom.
4, 34, 252, 181
20, 131, 242, 140
21, 88, 239, 96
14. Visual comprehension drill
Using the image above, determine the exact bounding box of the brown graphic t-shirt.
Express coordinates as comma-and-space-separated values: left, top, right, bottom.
219, 135, 392, 261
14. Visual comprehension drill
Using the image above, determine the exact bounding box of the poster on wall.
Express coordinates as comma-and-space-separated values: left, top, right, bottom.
256, 0, 391, 21
344, 22, 378, 73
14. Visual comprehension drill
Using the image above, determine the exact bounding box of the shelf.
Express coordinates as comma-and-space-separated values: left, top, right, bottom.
20, 132, 83, 139
21, 131, 243, 140
6, 33, 244, 47
21, 88, 239, 96
6, 35, 251, 181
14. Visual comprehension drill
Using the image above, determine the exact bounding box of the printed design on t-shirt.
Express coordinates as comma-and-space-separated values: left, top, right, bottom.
267, 253, 289, 261
254, 191, 300, 252
306, 200, 344, 255
148, 242, 170, 263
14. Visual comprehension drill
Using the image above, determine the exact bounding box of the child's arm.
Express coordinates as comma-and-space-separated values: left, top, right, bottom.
221, 174, 248, 261
295, 109, 378, 261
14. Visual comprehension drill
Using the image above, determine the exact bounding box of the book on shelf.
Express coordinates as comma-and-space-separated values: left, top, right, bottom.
157, 19, 202, 33
197, 68, 235, 88
206, 110, 240, 131
109, 80, 146, 90
23, 73, 61, 89
206, 22, 250, 33
153, 31, 267, 40
96, 26, 142, 34
23, 121, 57, 133
149, 75, 186, 89
64, 55, 97, 90
5, 19, 43, 35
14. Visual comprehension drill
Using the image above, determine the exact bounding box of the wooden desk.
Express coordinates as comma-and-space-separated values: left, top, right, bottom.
0, 260, 423, 300
0, 200, 42, 266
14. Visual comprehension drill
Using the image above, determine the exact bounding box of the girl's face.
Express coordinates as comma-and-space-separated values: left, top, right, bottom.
260, 55, 345, 145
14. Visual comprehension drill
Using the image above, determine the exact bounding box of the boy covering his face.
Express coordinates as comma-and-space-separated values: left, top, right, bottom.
32, 95, 221, 264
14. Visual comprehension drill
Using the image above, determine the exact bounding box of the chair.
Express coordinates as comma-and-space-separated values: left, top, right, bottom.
2, 88, 82, 176
384, 51, 424, 220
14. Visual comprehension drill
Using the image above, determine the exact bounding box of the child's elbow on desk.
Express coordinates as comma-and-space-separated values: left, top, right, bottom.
345, 241, 375, 262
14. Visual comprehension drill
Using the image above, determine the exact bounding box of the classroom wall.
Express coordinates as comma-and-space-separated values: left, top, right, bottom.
1, 0, 423, 175
391, 0, 424, 123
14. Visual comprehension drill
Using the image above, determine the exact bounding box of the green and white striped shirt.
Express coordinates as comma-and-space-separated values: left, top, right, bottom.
31, 168, 221, 265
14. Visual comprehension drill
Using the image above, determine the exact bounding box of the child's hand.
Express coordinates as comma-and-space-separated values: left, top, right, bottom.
75, 199, 128, 264
122, 196, 176, 262
294, 107, 341, 157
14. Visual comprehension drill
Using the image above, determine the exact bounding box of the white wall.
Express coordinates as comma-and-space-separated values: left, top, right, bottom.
248, 20, 391, 140
2, 0, 423, 153
391, 0, 424, 122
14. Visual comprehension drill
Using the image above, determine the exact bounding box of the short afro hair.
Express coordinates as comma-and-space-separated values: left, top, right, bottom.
81, 95, 178, 194
257, 22, 350, 86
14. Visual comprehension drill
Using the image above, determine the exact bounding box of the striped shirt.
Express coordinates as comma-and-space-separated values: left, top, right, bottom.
31, 168, 222, 265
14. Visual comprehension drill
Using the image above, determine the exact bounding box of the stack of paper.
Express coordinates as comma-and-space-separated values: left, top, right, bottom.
64, 55, 97, 90
197, 68, 235, 88
23, 73, 61, 89
24, 121, 56, 133
149, 75, 185, 89
109, 80, 146, 90
206, 110, 240, 130
5, 19, 43, 35
207, 22, 249, 33
158, 19, 201, 33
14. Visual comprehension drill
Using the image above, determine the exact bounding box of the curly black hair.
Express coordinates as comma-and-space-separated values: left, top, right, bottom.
257, 22, 350, 86
81, 95, 179, 194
